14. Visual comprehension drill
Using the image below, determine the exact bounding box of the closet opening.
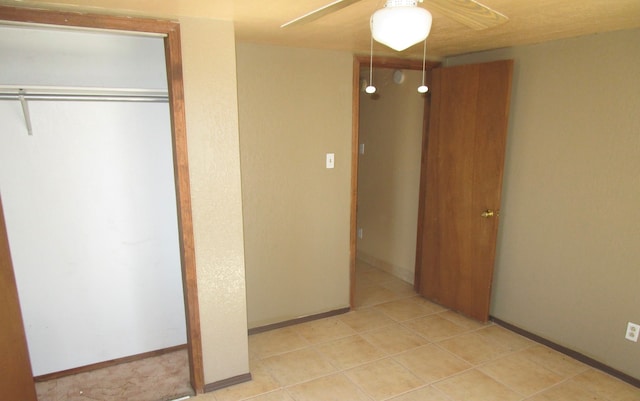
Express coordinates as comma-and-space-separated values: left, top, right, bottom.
0, 5, 203, 398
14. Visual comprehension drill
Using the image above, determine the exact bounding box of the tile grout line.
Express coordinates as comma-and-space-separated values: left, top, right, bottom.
238, 264, 638, 400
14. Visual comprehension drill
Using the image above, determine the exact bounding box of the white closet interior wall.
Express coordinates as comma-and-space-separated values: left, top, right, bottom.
0, 25, 186, 376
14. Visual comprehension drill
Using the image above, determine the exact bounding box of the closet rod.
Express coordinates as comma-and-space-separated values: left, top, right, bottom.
1, 86, 169, 136
0, 94, 168, 102
0, 86, 169, 103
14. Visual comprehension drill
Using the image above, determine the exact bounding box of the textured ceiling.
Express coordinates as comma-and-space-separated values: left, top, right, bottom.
2, 0, 640, 59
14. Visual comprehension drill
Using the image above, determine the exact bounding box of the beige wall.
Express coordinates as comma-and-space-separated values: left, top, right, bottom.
357, 68, 424, 284
236, 43, 353, 329
180, 18, 249, 383
447, 28, 640, 379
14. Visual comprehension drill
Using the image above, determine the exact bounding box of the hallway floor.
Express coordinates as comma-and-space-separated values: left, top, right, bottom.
201, 260, 640, 401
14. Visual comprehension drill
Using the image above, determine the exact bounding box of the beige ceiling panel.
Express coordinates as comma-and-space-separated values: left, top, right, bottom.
3, 0, 640, 58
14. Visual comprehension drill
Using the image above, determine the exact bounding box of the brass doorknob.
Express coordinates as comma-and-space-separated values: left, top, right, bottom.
481, 209, 499, 218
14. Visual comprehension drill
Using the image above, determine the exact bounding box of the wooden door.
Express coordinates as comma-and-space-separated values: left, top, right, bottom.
416, 59, 513, 322
0, 196, 37, 401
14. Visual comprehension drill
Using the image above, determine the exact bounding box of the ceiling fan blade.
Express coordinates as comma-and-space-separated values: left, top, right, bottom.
425, 0, 508, 30
281, 0, 365, 28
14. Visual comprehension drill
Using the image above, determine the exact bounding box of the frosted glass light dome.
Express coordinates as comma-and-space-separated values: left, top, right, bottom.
371, 0, 432, 51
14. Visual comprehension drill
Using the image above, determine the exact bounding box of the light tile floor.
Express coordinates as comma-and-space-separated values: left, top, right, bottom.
200, 260, 639, 401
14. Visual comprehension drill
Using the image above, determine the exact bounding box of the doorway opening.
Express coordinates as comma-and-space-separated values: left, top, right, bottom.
350, 56, 437, 309
351, 57, 513, 322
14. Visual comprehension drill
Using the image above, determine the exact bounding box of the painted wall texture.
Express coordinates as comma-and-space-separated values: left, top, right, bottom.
357, 67, 425, 284
180, 17, 249, 383
236, 43, 353, 329
447, 28, 640, 379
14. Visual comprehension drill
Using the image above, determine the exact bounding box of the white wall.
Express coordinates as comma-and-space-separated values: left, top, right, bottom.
180, 17, 250, 383
0, 25, 166, 89
0, 26, 185, 376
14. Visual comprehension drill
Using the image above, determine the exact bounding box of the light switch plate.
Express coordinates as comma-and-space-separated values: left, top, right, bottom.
326, 153, 335, 169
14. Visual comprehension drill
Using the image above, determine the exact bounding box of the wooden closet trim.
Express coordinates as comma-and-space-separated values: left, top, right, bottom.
0, 5, 204, 394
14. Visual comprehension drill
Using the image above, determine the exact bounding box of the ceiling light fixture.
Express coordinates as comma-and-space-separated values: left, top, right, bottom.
370, 0, 432, 52
418, 39, 429, 93
365, 34, 377, 94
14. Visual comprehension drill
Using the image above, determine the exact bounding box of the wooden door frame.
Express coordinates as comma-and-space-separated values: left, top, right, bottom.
350, 56, 440, 307
1, 197, 37, 400
0, 5, 204, 394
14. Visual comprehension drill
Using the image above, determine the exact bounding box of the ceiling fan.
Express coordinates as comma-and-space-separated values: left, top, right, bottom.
281, 0, 508, 31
